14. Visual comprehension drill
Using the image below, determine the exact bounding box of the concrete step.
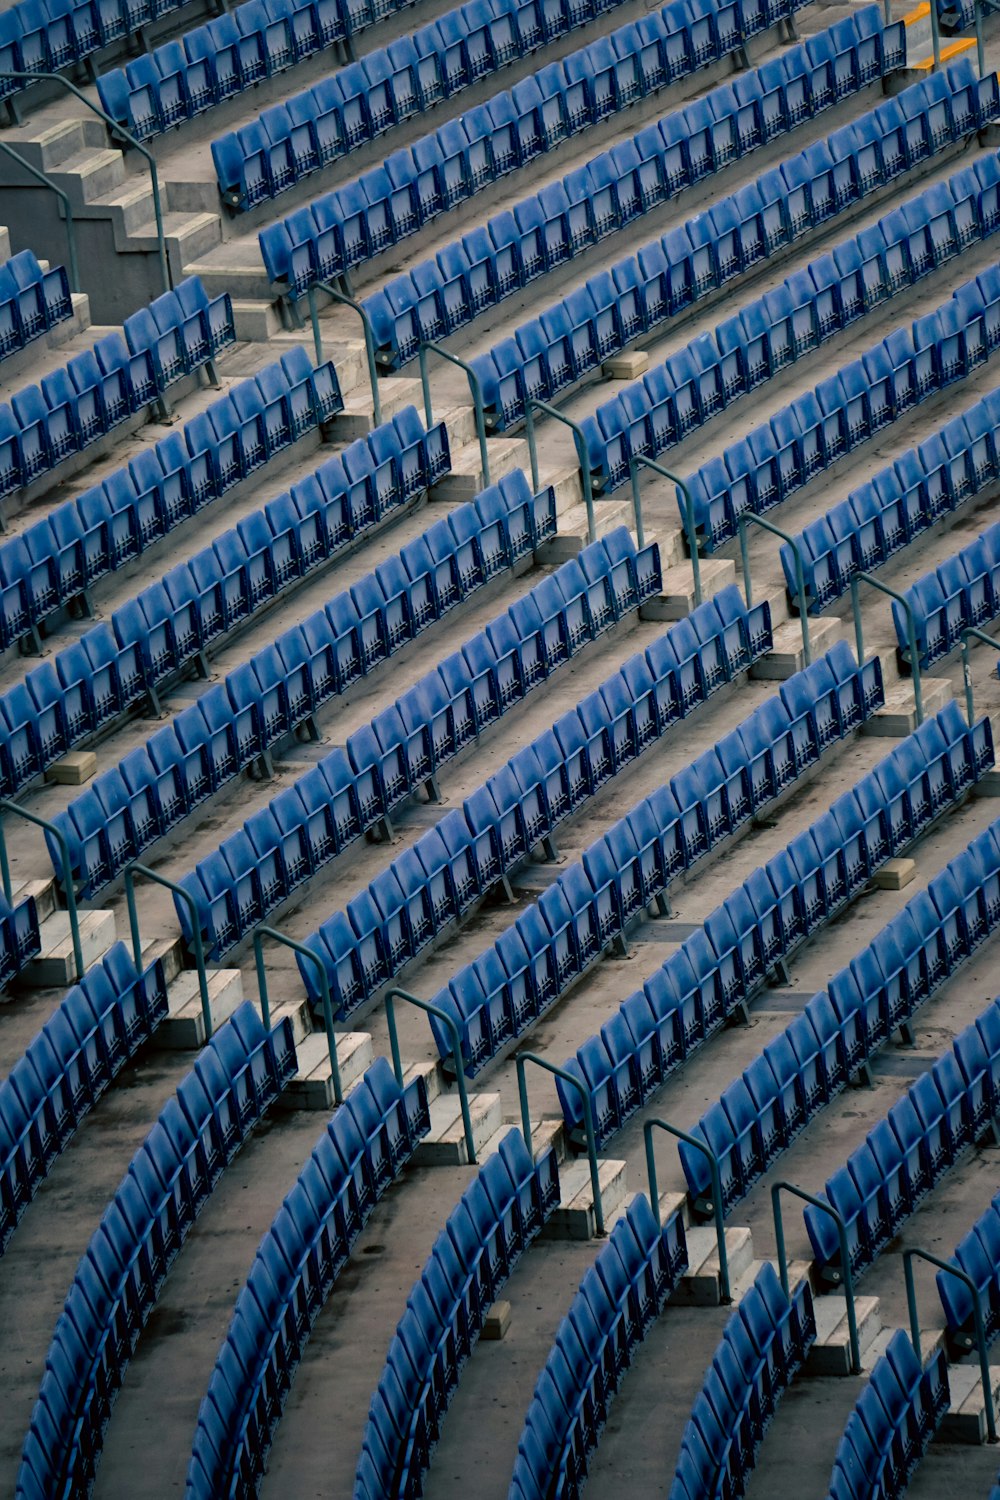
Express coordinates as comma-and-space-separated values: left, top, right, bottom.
280, 1029, 374, 1110
670, 1224, 755, 1307
545, 499, 633, 559
750, 616, 842, 681
230, 298, 284, 343
864, 677, 953, 736
938, 1361, 1000, 1444
21, 908, 116, 987
0, 226, 10, 262
430, 436, 529, 502
640, 557, 736, 620
268, 992, 315, 1045
727, 1256, 812, 1307
155, 967, 244, 1049
10, 876, 58, 924
806, 1292, 883, 1376
477, 1116, 564, 1166
413, 1088, 504, 1165
329, 376, 426, 439
402, 1056, 446, 1104
539, 1155, 628, 1241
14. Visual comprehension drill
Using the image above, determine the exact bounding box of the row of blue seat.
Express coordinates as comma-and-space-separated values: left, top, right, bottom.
99, 0, 423, 143
186, 1056, 431, 1500
260, 0, 811, 292
510, 1194, 687, 1500
670, 1264, 815, 1500
180, 517, 641, 960
827, 1331, 948, 1500
938, 1188, 1000, 1355
471, 64, 998, 434
894, 521, 1000, 670
363, 7, 904, 370
0, 249, 72, 360
588, 155, 1000, 501
680, 812, 1000, 1219
420, 586, 771, 1073
0, 346, 341, 654
787, 377, 1000, 614
0, 942, 167, 1254
293, 526, 663, 1014
0, 888, 40, 991
806, 996, 1000, 1287
0, 277, 235, 501
357, 1128, 560, 1500
557, 700, 993, 1149
50, 467, 552, 898
16, 1001, 297, 1500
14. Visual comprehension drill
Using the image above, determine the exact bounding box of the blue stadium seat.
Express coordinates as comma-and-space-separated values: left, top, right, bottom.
825, 1331, 948, 1499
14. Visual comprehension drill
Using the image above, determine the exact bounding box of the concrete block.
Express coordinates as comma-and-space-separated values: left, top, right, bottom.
156, 968, 244, 1049
414, 1091, 503, 1165
45, 750, 98, 786
751, 617, 841, 681
540, 1157, 628, 1241
23, 909, 115, 986
402, 1058, 445, 1105
429, 436, 527, 502
975, 769, 1000, 797
482, 1301, 511, 1340
871, 858, 917, 892
280, 1031, 374, 1110
863, 679, 951, 736
602, 350, 648, 380
806, 1294, 883, 1376
938, 1363, 1000, 1443
544, 500, 631, 560
10, 876, 57, 923
529, 1118, 566, 1164
671, 1225, 754, 1306
640, 558, 736, 620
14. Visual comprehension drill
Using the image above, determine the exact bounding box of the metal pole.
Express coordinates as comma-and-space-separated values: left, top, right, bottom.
904, 1247, 996, 1442
739, 513, 811, 665
960, 627, 1000, 728
645, 1118, 730, 1302
418, 340, 491, 488
384, 986, 477, 1164
630, 457, 698, 584
976, 0, 986, 77
855, 571, 922, 724
0, 141, 79, 293
258, 924, 341, 1104
527, 399, 596, 545
930, 0, 942, 71
316, 279, 382, 427
124, 862, 212, 1040
517, 1051, 605, 1236
0, 801, 84, 981
773, 1180, 860, 1374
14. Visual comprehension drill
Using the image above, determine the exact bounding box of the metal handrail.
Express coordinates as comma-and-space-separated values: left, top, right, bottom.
384, 986, 476, 1164
930, 0, 942, 70
738, 513, 811, 666
0, 70, 170, 295
851, 571, 922, 724
524, 398, 596, 545
310, 280, 382, 427
904, 1246, 996, 1443
961, 626, 1000, 727
517, 1051, 604, 1236
629, 456, 691, 575
419, 340, 490, 487
772, 1179, 860, 1374
0, 800, 84, 980
645, 1118, 730, 1302
256, 925, 342, 1105
0, 141, 79, 292
125, 862, 212, 1040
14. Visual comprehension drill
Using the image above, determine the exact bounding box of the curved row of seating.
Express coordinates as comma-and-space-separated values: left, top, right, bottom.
0, 345, 341, 654
355, 1128, 560, 1500
937, 1188, 1000, 1354
15, 1000, 297, 1500
431, 639, 881, 1080
557, 699, 993, 1148
805, 996, 1000, 1287
679, 812, 1000, 1219
299, 567, 766, 1028
669, 1263, 816, 1500
588, 160, 1000, 503
826, 1331, 949, 1500
509, 1193, 687, 1500
787, 375, 1000, 614
894, 522, 1000, 671
48, 464, 547, 899
364, 7, 904, 370
260, 0, 811, 292
0, 942, 167, 1255
99, 0, 420, 144
186, 1056, 431, 1500
470, 64, 997, 434
179, 520, 648, 959
0, 277, 235, 501
0, 887, 40, 991
0, 248, 72, 360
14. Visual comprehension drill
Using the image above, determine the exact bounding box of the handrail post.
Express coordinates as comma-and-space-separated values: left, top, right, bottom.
629, 456, 697, 579
976, 0, 986, 76
517, 1051, 604, 1236
930, 0, 942, 70
314, 279, 382, 427
418, 339, 490, 487
739, 513, 811, 665
772, 1180, 860, 1374
384, 986, 476, 1164
645, 1118, 730, 1302
960, 626, 1000, 727
904, 1247, 996, 1442
0, 800, 84, 981
525, 398, 596, 545
125, 862, 211, 1039
0, 70, 170, 294
852, 571, 922, 723
0, 141, 79, 292
256, 925, 341, 1104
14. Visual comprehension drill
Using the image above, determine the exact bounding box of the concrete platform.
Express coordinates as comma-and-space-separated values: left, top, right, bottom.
670, 1224, 755, 1306
641, 557, 736, 619
155, 967, 245, 1049
806, 1293, 884, 1376
20, 909, 116, 987
938, 1362, 1000, 1444
280, 1030, 375, 1109
413, 1089, 504, 1164
540, 1156, 629, 1241
750, 616, 841, 680
864, 678, 952, 735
